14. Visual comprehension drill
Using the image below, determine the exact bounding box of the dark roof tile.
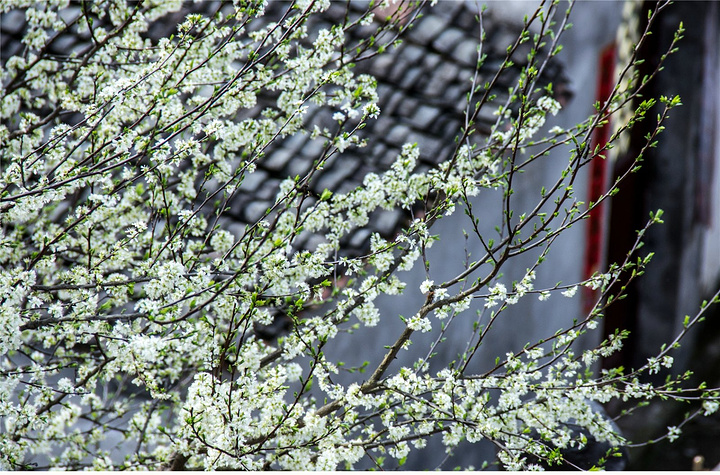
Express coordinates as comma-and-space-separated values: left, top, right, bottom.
451, 38, 480, 67
240, 169, 269, 193
261, 148, 294, 173
406, 131, 444, 163
244, 200, 273, 223
384, 124, 412, 145
407, 14, 449, 44
315, 156, 361, 192
0, 9, 25, 36
408, 104, 441, 130
433, 28, 467, 54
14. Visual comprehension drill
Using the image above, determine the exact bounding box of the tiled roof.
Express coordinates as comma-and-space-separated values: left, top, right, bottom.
1, 1, 569, 257
219, 2, 570, 257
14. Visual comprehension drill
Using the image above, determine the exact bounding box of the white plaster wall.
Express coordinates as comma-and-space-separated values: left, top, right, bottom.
322, 1, 625, 469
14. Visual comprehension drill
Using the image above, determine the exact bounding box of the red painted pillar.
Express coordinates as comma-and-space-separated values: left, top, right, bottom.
582, 44, 616, 315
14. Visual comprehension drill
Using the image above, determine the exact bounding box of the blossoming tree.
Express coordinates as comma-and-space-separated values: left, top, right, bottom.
1, 0, 718, 470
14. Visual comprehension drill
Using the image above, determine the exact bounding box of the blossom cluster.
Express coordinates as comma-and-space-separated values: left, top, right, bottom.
0, 0, 715, 471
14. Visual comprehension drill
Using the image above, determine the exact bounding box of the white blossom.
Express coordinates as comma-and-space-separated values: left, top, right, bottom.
0, 0, 708, 471
702, 399, 719, 416
561, 285, 578, 298
537, 96, 562, 115
419, 279, 434, 294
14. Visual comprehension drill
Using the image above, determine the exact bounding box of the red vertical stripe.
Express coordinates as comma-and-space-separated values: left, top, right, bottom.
583, 44, 616, 314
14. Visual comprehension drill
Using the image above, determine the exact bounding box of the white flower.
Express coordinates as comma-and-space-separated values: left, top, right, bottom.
285, 363, 302, 383
335, 135, 350, 152
433, 287, 448, 302
562, 285, 578, 298
57, 377, 74, 393
406, 314, 432, 332
451, 296, 471, 313
667, 425, 681, 442
537, 96, 561, 115
702, 399, 719, 416
399, 247, 420, 271
363, 102, 380, 119
210, 229, 234, 254
388, 441, 410, 460
420, 279, 434, 294
341, 102, 360, 119
387, 424, 410, 442
354, 302, 380, 327
647, 357, 660, 374
485, 282, 507, 308
585, 272, 612, 290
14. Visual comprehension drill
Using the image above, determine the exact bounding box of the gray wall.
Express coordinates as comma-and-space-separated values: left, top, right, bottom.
323, 1, 625, 469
